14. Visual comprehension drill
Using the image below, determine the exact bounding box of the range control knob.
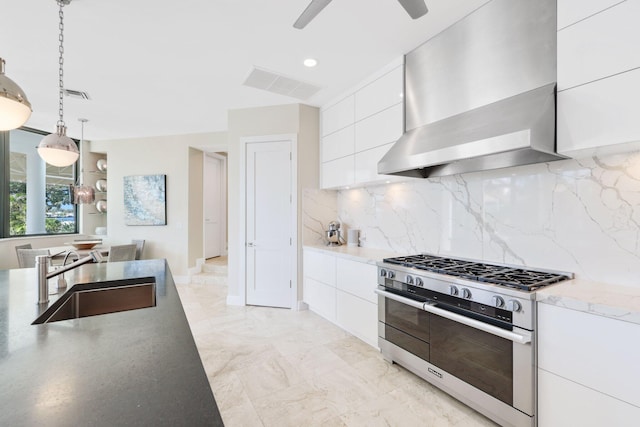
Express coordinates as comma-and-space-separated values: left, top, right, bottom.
506, 300, 522, 312
460, 288, 472, 299
405, 275, 414, 285
387, 270, 395, 279
380, 269, 387, 278
492, 296, 505, 308
448, 285, 459, 296
415, 277, 424, 287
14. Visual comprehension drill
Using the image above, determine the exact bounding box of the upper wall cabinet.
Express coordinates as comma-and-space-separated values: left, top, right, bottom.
557, 0, 640, 156
320, 60, 405, 189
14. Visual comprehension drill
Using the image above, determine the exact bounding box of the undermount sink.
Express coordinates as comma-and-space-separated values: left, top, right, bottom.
33, 277, 156, 324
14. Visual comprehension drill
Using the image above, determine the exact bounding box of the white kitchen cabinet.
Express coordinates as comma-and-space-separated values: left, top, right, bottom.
557, 0, 624, 30
303, 249, 337, 322
322, 95, 354, 137
557, 0, 640, 157
537, 303, 640, 424
538, 369, 639, 427
321, 156, 355, 189
354, 103, 403, 153
322, 125, 354, 162
303, 248, 380, 349
354, 65, 404, 122
320, 59, 404, 189
558, 0, 640, 91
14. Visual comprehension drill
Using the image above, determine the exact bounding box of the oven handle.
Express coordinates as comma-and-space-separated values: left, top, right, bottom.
375, 289, 532, 345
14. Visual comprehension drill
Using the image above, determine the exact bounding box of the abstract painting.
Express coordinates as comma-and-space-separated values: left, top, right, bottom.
123, 174, 167, 226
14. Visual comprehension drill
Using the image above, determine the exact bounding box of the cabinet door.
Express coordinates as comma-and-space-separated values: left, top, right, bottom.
538, 369, 640, 427
321, 156, 355, 189
304, 277, 336, 322
335, 258, 378, 303
322, 125, 354, 162
354, 142, 403, 185
557, 68, 640, 156
303, 249, 336, 286
557, 0, 624, 29
538, 303, 640, 407
354, 103, 403, 153
558, 0, 640, 90
336, 290, 378, 347
322, 95, 354, 137
355, 65, 404, 122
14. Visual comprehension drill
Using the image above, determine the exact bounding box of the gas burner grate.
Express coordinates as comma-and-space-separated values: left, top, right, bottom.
383, 254, 571, 291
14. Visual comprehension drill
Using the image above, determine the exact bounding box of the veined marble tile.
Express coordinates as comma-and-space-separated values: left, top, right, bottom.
236, 355, 306, 402
303, 189, 338, 246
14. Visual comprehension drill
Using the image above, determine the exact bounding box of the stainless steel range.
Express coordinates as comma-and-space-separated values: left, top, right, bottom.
376, 254, 572, 427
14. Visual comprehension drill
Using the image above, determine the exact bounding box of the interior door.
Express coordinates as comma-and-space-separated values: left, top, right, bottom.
246, 140, 292, 308
204, 154, 223, 259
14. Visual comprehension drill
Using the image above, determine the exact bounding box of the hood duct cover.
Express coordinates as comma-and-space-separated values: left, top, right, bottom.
378, 0, 563, 179
378, 83, 563, 178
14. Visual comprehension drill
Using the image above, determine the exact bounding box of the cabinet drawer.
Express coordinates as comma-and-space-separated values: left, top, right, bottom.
336, 258, 378, 303
538, 303, 640, 407
303, 249, 336, 285
322, 125, 354, 162
538, 369, 640, 427
557, 67, 640, 156
355, 65, 404, 122
354, 103, 403, 153
558, 0, 640, 90
557, 0, 623, 30
304, 277, 336, 322
322, 95, 354, 136
321, 156, 355, 189
337, 290, 377, 347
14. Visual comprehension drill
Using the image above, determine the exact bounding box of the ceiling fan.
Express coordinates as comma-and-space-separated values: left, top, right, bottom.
294, 0, 429, 29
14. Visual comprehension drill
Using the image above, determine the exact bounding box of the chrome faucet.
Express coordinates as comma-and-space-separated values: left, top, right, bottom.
56, 250, 80, 290
36, 250, 104, 304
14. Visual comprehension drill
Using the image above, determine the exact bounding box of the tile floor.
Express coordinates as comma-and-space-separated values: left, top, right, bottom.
176, 257, 497, 427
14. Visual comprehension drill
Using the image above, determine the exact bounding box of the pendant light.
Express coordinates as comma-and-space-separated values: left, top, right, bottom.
0, 58, 32, 130
71, 118, 95, 204
37, 0, 79, 167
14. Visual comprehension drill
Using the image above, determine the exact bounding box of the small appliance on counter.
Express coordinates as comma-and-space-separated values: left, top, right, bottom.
347, 229, 360, 247
325, 221, 345, 246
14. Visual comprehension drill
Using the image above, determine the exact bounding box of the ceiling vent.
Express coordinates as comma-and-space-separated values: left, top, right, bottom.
64, 88, 91, 100
243, 67, 321, 100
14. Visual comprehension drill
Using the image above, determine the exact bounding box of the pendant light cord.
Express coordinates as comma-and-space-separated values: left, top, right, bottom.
57, 0, 66, 127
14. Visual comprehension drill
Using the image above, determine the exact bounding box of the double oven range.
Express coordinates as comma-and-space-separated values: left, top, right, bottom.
376, 254, 571, 427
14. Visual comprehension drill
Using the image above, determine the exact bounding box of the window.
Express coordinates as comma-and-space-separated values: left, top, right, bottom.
2, 127, 78, 236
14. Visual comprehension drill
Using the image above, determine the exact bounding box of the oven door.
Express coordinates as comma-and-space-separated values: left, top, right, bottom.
377, 289, 534, 419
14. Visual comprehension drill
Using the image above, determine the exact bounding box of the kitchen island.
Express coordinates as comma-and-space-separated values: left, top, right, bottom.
0, 259, 223, 427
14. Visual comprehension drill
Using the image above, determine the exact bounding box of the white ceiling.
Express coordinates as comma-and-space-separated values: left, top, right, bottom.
1, 0, 488, 141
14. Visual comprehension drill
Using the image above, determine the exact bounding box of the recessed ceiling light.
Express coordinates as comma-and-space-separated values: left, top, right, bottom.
303, 58, 318, 68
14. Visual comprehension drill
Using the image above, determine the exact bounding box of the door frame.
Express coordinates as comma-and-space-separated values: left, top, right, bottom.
239, 134, 298, 308
203, 152, 227, 258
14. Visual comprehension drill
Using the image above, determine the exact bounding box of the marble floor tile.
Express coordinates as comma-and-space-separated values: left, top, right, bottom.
177, 267, 498, 427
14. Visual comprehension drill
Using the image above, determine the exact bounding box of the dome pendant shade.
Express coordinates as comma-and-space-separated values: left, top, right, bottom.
0, 58, 32, 131
37, 124, 79, 167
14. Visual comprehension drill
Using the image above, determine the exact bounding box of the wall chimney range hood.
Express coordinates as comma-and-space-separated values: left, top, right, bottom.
378, 0, 564, 178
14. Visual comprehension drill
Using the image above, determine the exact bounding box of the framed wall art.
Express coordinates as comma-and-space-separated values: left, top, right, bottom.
123, 174, 167, 226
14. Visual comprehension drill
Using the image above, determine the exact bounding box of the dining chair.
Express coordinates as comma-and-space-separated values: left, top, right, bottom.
107, 244, 137, 262
17, 248, 51, 268
15, 243, 32, 264
131, 239, 145, 260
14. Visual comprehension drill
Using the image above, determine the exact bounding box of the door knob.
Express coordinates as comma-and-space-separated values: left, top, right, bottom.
247, 242, 255, 247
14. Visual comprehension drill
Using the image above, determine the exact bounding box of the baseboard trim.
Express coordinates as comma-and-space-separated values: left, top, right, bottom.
297, 301, 309, 311
226, 295, 244, 306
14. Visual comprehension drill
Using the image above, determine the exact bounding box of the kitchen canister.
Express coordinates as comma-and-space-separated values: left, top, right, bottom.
347, 229, 360, 247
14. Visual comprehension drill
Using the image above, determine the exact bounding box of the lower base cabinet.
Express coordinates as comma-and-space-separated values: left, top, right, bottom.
336, 290, 377, 347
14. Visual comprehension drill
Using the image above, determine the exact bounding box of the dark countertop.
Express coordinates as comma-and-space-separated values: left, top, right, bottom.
0, 259, 224, 426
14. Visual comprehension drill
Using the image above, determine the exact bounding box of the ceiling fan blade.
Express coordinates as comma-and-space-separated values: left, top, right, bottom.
293, 0, 333, 29
396, 0, 428, 19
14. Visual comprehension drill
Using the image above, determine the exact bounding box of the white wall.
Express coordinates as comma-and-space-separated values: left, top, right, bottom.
227, 103, 319, 304
90, 131, 227, 276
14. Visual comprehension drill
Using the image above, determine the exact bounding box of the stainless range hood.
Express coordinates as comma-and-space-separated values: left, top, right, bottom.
378, 0, 564, 178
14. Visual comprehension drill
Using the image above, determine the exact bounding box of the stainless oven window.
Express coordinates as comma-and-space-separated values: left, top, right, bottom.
382, 299, 431, 362
429, 314, 513, 406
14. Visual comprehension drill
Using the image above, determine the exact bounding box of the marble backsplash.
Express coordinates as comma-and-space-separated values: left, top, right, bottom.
303, 151, 640, 288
